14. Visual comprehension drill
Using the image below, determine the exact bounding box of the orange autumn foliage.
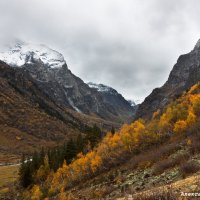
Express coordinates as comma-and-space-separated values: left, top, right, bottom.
173, 120, 187, 134
59, 187, 67, 200
31, 185, 42, 200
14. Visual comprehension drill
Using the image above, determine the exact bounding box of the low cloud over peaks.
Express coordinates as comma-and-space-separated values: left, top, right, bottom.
1, 0, 200, 101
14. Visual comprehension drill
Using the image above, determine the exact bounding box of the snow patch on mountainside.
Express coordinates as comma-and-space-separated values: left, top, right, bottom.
0, 41, 66, 68
128, 100, 136, 107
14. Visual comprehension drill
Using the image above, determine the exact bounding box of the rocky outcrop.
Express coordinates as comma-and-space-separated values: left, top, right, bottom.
135, 39, 200, 120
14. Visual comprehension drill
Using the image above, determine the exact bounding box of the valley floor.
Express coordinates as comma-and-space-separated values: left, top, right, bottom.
0, 165, 19, 198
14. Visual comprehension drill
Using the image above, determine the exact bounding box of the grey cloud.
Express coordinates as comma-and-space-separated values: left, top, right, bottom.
0, 0, 200, 102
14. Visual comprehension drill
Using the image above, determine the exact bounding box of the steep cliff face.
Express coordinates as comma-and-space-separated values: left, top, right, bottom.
0, 41, 134, 122
135, 39, 200, 120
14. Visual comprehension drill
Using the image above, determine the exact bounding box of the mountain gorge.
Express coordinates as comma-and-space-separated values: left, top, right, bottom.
9, 39, 200, 200
1, 39, 200, 200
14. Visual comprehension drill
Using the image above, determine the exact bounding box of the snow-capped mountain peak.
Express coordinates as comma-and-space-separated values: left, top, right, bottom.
0, 41, 66, 68
87, 82, 118, 95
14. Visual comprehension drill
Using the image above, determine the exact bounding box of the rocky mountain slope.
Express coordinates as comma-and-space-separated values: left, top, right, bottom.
88, 82, 136, 119
0, 61, 80, 162
0, 41, 134, 123
0, 61, 119, 163
135, 39, 200, 120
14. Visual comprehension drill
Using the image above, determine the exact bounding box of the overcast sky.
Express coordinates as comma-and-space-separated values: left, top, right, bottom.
1, 0, 200, 102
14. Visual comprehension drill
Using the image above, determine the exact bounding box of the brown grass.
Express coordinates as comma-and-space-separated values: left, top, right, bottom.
153, 152, 190, 175
128, 142, 181, 170
190, 135, 200, 155
0, 165, 19, 189
180, 161, 200, 178
128, 174, 200, 200
133, 189, 177, 200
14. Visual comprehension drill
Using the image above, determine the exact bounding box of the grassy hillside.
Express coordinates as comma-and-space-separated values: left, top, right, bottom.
13, 82, 200, 199
0, 165, 19, 199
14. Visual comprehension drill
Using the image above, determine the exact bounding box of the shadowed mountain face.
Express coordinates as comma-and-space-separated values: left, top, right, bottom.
0, 41, 134, 123
135, 39, 200, 120
0, 61, 82, 161
0, 61, 123, 162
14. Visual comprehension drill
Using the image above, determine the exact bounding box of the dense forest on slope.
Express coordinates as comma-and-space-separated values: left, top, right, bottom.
17, 83, 200, 199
